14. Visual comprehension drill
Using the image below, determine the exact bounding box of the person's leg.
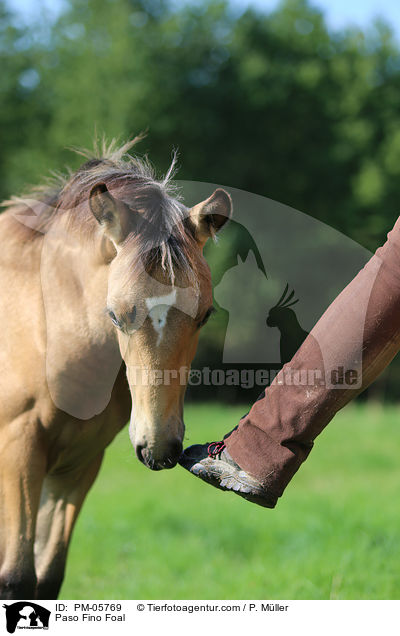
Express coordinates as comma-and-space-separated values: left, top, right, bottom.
180, 217, 400, 506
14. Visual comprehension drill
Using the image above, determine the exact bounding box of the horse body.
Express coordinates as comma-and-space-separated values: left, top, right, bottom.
0, 139, 231, 599
0, 208, 131, 599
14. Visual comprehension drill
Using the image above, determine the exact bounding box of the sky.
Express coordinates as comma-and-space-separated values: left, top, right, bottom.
6, 0, 400, 38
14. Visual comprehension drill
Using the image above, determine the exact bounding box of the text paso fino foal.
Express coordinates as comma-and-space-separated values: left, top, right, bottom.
0, 138, 232, 599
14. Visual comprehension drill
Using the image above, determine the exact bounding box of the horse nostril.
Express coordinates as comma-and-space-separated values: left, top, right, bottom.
135, 445, 159, 470
135, 444, 146, 464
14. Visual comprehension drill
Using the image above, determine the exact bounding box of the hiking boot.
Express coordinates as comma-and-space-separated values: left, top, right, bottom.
179, 441, 277, 508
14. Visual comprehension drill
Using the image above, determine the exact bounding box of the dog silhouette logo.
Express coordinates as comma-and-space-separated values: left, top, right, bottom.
3, 602, 50, 633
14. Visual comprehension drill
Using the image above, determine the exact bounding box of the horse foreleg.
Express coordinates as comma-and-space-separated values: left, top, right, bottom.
0, 427, 46, 599
34, 452, 104, 599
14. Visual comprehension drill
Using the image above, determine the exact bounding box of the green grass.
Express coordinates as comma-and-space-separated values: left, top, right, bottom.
60, 403, 400, 599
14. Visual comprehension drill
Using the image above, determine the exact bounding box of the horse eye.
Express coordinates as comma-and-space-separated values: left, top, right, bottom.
108, 310, 120, 328
127, 306, 137, 323
198, 306, 216, 328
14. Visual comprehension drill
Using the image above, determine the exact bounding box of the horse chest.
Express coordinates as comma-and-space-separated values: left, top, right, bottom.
44, 366, 131, 474
46, 408, 127, 474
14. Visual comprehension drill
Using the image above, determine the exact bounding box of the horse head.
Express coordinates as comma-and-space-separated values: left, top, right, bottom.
89, 182, 232, 469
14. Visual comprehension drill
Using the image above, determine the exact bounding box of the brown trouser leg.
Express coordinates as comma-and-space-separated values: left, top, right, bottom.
225, 216, 400, 501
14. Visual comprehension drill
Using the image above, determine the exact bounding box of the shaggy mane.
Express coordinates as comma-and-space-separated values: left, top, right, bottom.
1, 136, 196, 283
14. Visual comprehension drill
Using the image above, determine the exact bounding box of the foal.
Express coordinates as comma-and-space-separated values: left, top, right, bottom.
0, 139, 231, 599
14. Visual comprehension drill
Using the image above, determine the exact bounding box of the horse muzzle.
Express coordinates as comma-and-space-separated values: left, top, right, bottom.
135, 438, 183, 471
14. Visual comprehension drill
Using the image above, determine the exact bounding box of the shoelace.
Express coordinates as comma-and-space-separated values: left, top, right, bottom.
207, 441, 226, 458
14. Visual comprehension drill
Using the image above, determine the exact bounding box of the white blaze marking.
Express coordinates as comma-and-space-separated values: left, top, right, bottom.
145, 289, 176, 346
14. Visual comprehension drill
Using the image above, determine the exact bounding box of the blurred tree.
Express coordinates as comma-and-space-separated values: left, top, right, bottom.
3, 0, 400, 249
0, 1, 52, 194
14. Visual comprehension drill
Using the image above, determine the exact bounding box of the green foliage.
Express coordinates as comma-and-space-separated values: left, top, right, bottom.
2, 0, 400, 249
61, 403, 400, 599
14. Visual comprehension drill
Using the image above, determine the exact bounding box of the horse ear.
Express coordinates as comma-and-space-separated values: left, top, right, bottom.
189, 188, 232, 247
89, 183, 125, 245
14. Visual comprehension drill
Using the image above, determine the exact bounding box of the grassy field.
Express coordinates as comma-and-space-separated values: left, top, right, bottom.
60, 403, 400, 600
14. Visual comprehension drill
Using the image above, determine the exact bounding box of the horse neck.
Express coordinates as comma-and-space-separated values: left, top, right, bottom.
41, 215, 113, 338
39, 217, 125, 419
